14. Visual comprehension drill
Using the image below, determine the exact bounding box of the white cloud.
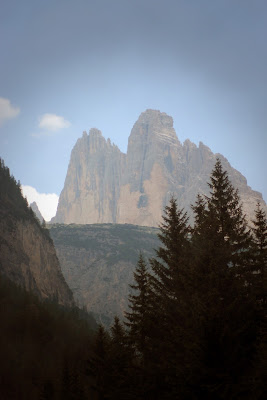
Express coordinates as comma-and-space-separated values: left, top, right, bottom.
38, 113, 71, 132
21, 185, 59, 222
0, 97, 20, 126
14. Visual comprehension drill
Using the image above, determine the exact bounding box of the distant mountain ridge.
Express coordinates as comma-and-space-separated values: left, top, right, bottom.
49, 223, 160, 325
52, 109, 265, 226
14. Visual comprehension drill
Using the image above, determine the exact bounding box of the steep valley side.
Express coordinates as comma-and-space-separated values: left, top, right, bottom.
0, 159, 74, 307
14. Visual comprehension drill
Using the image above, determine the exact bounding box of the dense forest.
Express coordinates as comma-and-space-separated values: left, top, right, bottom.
0, 158, 266, 399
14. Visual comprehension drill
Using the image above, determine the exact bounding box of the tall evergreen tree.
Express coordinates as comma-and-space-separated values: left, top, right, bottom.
150, 197, 191, 318
148, 198, 198, 398
248, 203, 267, 399
251, 202, 267, 275
124, 254, 158, 399
191, 159, 256, 397
207, 159, 252, 268
191, 159, 254, 307
251, 203, 267, 307
125, 253, 152, 364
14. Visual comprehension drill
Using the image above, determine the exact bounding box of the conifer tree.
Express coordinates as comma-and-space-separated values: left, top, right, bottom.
191, 193, 207, 236
109, 317, 134, 399
251, 202, 267, 275
124, 254, 158, 399
111, 316, 126, 346
110, 316, 131, 368
251, 203, 267, 308
249, 203, 267, 397
125, 253, 152, 363
206, 159, 252, 269
191, 159, 254, 305
151, 197, 191, 305
191, 159, 256, 396
148, 198, 198, 398
88, 325, 111, 400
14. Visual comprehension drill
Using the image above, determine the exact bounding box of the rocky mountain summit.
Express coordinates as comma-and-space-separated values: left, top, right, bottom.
52, 110, 265, 226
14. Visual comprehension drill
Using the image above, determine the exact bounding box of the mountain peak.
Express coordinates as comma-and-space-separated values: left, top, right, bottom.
138, 109, 174, 128
89, 128, 102, 137
129, 109, 178, 147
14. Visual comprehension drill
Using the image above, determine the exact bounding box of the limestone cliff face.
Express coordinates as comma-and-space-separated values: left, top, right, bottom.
53, 110, 266, 226
117, 110, 183, 226
54, 129, 126, 224
0, 218, 73, 306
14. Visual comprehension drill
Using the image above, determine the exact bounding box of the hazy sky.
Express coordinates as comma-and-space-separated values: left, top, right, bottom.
1, 0, 266, 219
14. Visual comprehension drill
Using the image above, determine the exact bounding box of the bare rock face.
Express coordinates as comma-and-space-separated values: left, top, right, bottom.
117, 110, 184, 226
0, 160, 74, 306
0, 218, 73, 306
52, 110, 266, 225
54, 129, 126, 224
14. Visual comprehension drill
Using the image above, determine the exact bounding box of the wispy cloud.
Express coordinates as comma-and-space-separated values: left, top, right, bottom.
21, 185, 59, 221
38, 113, 71, 132
0, 97, 20, 126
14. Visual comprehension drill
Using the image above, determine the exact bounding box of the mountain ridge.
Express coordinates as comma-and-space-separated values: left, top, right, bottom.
52, 109, 265, 226
49, 223, 160, 325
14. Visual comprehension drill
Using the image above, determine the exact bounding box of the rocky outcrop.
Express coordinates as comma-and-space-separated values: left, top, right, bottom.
52, 110, 266, 226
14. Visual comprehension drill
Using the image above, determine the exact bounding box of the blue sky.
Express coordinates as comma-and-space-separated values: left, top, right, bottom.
1, 0, 266, 218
